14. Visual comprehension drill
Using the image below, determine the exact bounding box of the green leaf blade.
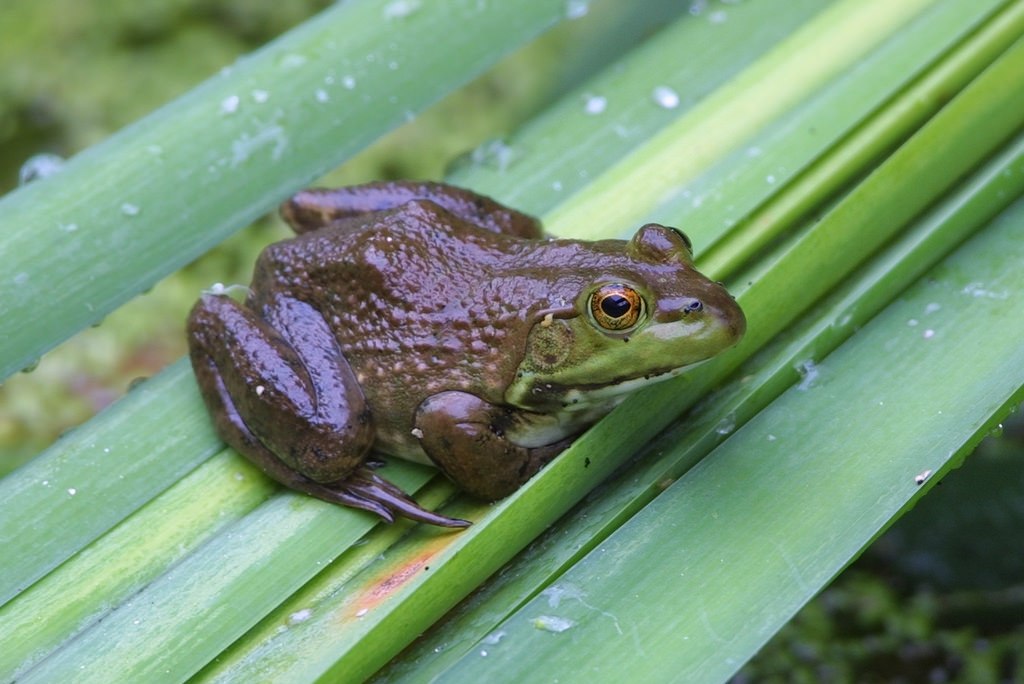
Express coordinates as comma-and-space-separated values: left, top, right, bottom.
0, 360, 219, 605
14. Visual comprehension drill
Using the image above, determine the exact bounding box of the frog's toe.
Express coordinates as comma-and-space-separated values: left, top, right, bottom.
316, 467, 471, 529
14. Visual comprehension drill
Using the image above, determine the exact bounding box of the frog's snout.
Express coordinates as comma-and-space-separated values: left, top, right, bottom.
686, 287, 746, 351
722, 301, 746, 343
703, 287, 745, 344
653, 285, 745, 346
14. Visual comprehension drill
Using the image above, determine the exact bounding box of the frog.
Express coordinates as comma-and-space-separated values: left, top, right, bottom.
187, 181, 745, 528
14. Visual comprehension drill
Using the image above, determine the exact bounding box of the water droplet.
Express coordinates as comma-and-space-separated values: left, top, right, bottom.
19, 153, 66, 185
708, 9, 728, 23
288, 608, 313, 625
231, 121, 288, 166
795, 359, 819, 391
533, 615, 576, 633
342, 75, 357, 90
67, 487, 77, 496
221, 95, 240, 115
251, 89, 270, 103
315, 89, 329, 103
715, 414, 736, 436
583, 94, 607, 115
21, 357, 40, 373
481, 630, 506, 645
565, 0, 590, 19
121, 203, 140, 216
13, 272, 30, 286
384, 0, 422, 19
961, 282, 1009, 299
279, 54, 307, 69
470, 139, 519, 172
204, 282, 249, 298
652, 85, 680, 109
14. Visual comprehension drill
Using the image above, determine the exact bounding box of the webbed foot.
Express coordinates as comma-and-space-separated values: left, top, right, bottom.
306, 466, 470, 528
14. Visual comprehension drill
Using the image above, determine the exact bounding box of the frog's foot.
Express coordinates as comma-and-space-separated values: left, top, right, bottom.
309, 467, 471, 528
415, 391, 576, 501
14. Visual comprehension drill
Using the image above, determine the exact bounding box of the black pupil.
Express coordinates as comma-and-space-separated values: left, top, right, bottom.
601, 294, 632, 318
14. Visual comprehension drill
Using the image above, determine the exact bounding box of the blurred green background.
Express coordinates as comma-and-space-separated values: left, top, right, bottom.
1, 1, 1020, 679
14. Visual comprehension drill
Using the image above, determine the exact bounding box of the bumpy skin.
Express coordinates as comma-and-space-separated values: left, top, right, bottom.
187, 181, 745, 527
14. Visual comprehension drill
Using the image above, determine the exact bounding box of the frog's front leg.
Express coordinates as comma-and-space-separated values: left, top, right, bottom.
187, 293, 469, 527
280, 181, 543, 238
414, 392, 574, 501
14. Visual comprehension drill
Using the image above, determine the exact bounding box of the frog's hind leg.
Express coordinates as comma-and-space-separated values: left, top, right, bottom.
187, 294, 468, 528
191, 355, 465, 527
280, 181, 544, 238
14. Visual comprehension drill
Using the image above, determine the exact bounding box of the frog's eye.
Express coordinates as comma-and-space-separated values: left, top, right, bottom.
589, 284, 646, 332
667, 226, 693, 252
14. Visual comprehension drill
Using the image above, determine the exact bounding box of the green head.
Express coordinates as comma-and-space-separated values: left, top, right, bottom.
506, 223, 746, 411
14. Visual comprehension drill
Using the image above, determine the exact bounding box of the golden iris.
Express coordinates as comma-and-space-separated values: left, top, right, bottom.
589, 284, 645, 331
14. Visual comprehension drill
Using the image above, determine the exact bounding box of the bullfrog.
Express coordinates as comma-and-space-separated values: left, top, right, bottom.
187, 181, 745, 527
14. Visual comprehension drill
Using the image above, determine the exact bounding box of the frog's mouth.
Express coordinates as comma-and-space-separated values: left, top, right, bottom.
500, 361, 709, 450
515, 359, 708, 412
